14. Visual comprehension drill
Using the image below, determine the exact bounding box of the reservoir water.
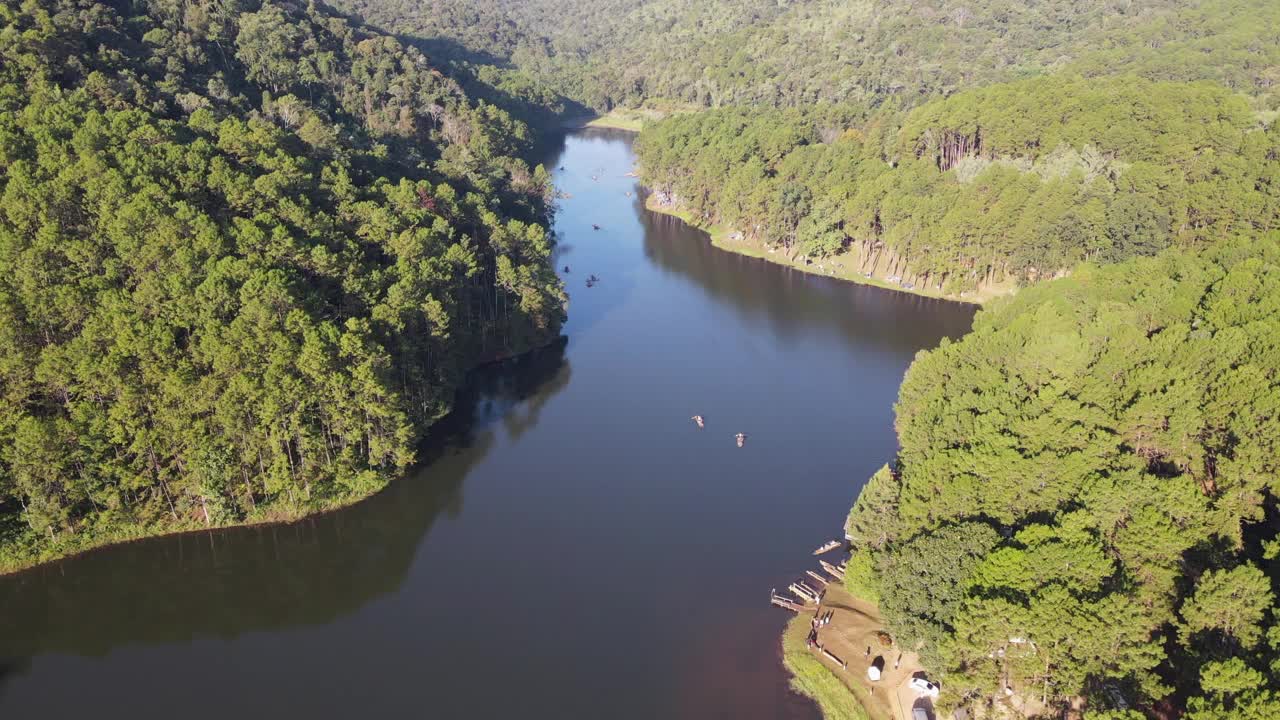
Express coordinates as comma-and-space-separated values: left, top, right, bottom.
0, 129, 975, 719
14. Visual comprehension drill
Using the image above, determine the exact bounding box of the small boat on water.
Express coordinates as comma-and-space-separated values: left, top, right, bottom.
735, 432, 746, 448
563, 265, 571, 273
691, 415, 704, 428
592, 224, 601, 230
813, 540, 842, 556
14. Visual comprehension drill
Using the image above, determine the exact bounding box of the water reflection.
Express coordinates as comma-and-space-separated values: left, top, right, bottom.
638, 198, 973, 353
0, 339, 569, 659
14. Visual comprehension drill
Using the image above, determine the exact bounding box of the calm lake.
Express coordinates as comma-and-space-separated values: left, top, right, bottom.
0, 129, 974, 719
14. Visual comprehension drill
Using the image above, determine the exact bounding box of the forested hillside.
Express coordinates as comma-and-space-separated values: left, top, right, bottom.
844, 234, 1280, 717
636, 77, 1280, 293
0, 0, 564, 568
269, 1, 1280, 718
332, 0, 1280, 112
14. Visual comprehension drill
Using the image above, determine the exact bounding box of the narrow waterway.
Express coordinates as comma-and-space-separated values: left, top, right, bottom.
0, 128, 974, 719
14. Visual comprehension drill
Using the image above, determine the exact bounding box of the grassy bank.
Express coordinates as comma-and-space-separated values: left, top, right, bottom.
584, 109, 650, 131
581, 105, 701, 132
778, 583, 929, 720
782, 613, 873, 720
643, 194, 735, 244
643, 195, 1013, 305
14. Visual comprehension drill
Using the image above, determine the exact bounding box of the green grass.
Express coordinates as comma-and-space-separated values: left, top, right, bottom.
643, 195, 733, 244
585, 109, 649, 132
584, 105, 700, 132
782, 615, 873, 720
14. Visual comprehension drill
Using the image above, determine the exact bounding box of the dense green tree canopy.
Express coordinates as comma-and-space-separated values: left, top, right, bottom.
845, 234, 1280, 715
635, 77, 1279, 294
329, 0, 1280, 112
0, 0, 564, 569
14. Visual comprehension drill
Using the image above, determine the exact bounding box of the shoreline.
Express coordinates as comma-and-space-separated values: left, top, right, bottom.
782, 612, 873, 720
566, 107, 685, 133
781, 583, 928, 720
642, 193, 1005, 306
564, 120, 997, 304
0, 336, 567, 578
562, 110, 644, 133
0, 489, 378, 578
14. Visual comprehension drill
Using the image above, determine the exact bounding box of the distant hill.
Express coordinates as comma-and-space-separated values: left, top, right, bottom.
331, 0, 1280, 111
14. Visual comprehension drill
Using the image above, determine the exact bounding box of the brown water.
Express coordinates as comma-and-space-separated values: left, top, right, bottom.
0, 129, 974, 719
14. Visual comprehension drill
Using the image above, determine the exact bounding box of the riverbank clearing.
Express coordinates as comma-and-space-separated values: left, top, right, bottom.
574, 108, 669, 132
583, 109, 650, 131
782, 584, 931, 720
576, 105, 700, 132
643, 194, 1015, 305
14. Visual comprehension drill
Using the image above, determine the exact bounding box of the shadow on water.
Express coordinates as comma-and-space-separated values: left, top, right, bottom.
0, 659, 27, 701
0, 338, 569, 661
636, 191, 976, 351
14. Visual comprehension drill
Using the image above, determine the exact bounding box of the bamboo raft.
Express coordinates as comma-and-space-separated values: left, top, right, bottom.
789, 581, 820, 604
788, 576, 819, 599
796, 579, 821, 598
813, 539, 842, 555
